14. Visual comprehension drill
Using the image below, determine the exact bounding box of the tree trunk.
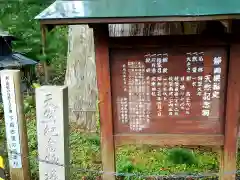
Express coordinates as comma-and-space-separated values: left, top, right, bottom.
65, 25, 97, 132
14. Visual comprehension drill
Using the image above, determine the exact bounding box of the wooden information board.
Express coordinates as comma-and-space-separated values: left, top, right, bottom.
111, 47, 227, 134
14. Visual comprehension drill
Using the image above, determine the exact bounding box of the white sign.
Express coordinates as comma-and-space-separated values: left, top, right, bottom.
36, 86, 69, 180
1, 73, 22, 168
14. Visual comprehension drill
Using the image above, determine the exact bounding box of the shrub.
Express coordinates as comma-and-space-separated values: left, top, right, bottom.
167, 148, 198, 165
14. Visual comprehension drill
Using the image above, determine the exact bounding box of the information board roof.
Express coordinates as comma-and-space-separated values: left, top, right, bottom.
35, 0, 240, 24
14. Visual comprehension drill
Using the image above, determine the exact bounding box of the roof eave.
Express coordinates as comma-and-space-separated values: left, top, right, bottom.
37, 14, 240, 26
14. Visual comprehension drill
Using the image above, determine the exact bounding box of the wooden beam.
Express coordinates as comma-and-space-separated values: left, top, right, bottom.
93, 24, 115, 180
114, 134, 224, 146
108, 34, 229, 48
39, 15, 240, 26
221, 44, 240, 180
220, 20, 232, 33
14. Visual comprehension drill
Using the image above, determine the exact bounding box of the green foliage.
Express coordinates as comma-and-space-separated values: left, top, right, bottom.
96, 100, 100, 132
0, 108, 221, 179
0, 98, 220, 179
32, 83, 41, 89
23, 95, 35, 113
0, 0, 68, 72
167, 148, 198, 165
115, 146, 220, 180
0, 94, 35, 116
0, 119, 5, 143
26, 117, 39, 179
48, 52, 67, 85
0, 103, 3, 115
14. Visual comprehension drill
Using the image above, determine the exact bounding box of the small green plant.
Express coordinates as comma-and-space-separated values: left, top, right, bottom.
32, 83, 41, 89
117, 157, 136, 180
96, 100, 100, 133
0, 103, 4, 115
23, 82, 40, 114
0, 118, 5, 142
167, 148, 198, 165
23, 95, 35, 114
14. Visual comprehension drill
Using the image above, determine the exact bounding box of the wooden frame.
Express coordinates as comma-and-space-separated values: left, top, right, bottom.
92, 24, 240, 180
114, 134, 224, 146
93, 24, 115, 180
222, 44, 240, 180
110, 46, 227, 134
40, 15, 240, 26
108, 34, 240, 48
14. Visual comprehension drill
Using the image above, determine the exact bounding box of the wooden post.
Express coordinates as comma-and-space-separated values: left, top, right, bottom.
0, 70, 30, 180
221, 44, 240, 180
36, 86, 70, 180
41, 24, 49, 84
219, 146, 224, 180
93, 24, 116, 180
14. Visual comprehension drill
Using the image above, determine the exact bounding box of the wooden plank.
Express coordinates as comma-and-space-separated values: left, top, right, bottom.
0, 70, 30, 180
114, 134, 224, 146
109, 34, 229, 48
36, 86, 70, 180
93, 24, 115, 180
109, 34, 240, 48
39, 15, 240, 26
221, 44, 240, 180
219, 147, 224, 180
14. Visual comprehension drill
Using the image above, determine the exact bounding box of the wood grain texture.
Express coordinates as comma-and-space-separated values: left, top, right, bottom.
93, 24, 115, 180
114, 134, 224, 146
15, 71, 31, 180
109, 34, 229, 48
219, 146, 224, 180
65, 25, 97, 131
221, 44, 240, 180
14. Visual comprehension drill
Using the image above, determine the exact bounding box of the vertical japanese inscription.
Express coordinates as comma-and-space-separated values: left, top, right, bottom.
42, 93, 60, 180
118, 61, 151, 132
43, 93, 59, 163
114, 48, 225, 132
1, 73, 22, 168
36, 86, 69, 180
127, 61, 151, 131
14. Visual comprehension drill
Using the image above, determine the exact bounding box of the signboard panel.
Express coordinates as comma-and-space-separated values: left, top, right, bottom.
110, 47, 227, 134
